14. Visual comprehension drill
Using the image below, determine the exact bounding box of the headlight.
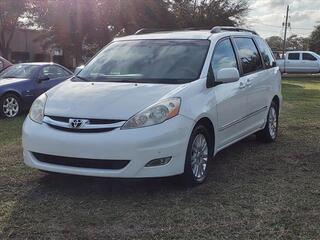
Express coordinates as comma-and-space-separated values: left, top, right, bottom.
121, 98, 181, 129
29, 94, 47, 124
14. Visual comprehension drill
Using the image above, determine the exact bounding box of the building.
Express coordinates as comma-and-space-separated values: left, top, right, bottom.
1, 28, 67, 67
2, 29, 49, 63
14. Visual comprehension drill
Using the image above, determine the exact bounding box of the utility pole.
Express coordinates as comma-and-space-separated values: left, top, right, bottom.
282, 5, 290, 57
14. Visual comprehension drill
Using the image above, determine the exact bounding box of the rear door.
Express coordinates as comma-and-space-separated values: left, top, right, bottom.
286, 53, 301, 73
302, 53, 319, 73
233, 37, 268, 134
35, 65, 72, 97
210, 38, 248, 147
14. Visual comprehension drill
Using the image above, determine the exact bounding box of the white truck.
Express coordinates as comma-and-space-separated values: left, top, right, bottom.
276, 51, 320, 73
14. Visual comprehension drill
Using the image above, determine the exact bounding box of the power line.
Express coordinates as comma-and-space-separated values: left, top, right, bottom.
250, 22, 314, 31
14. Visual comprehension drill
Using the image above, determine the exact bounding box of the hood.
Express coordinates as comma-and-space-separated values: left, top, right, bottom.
45, 80, 185, 119
0, 78, 29, 87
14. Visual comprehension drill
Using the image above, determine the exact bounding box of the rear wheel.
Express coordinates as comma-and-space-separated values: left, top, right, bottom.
182, 124, 212, 186
257, 101, 279, 142
0, 93, 21, 118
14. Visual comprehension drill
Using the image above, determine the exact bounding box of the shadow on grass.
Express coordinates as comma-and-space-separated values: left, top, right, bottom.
2, 129, 320, 239
1, 135, 271, 238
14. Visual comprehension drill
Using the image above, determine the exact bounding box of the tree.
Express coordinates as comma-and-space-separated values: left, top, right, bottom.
286, 34, 309, 51
35, 0, 176, 66
266, 35, 309, 51
265, 36, 283, 51
0, 0, 43, 58
34, 0, 249, 67
309, 25, 320, 53
169, 0, 249, 29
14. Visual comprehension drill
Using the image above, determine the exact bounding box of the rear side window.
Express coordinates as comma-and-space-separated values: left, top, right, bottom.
303, 53, 317, 61
288, 53, 300, 60
234, 38, 263, 75
255, 37, 275, 68
211, 39, 238, 76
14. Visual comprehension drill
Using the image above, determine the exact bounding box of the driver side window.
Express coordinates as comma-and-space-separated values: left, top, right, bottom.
39, 66, 71, 80
211, 39, 238, 77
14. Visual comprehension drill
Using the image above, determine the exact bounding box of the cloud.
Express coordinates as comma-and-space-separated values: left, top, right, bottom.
246, 0, 320, 38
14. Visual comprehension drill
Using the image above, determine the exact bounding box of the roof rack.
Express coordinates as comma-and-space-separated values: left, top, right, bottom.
210, 26, 259, 36
134, 28, 173, 35
134, 27, 208, 35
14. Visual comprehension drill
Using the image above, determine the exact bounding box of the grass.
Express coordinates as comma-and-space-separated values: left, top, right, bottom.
0, 76, 320, 239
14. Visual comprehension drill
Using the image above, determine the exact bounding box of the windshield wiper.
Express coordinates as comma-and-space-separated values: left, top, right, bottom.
2, 76, 17, 78
75, 75, 90, 82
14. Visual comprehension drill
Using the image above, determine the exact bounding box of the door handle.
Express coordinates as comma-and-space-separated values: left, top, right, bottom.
239, 81, 246, 89
246, 79, 253, 87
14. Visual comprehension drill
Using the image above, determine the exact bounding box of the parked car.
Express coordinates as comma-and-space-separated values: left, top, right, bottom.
0, 57, 12, 73
276, 51, 320, 73
0, 63, 73, 118
23, 27, 282, 185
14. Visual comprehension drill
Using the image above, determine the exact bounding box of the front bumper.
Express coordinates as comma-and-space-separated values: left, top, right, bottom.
22, 115, 194, 178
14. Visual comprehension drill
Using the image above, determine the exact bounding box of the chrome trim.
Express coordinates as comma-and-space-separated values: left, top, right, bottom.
219, 106, 268, 131
43, 116, 126, 129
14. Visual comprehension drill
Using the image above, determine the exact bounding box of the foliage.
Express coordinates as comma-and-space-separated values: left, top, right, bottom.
33, 0, 248, 66
309, 25, 320, 53
265, 36, 283, 51
0, 0, 45, 58
169, 0, 249, 28
266, 35, 309, 51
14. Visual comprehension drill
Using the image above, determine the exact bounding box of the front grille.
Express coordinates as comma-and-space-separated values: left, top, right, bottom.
47, 124, 117, 133
48, 116, 124, 125
43, 116, 126, 133
32, 152, 130, 170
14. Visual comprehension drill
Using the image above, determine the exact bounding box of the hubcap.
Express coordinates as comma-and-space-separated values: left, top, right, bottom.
268, 107, 277, 139
2, 97, 19, 118
191, 134, 208, 180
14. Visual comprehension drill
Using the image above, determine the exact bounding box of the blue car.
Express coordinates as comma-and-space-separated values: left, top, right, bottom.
0, 63, 73, 118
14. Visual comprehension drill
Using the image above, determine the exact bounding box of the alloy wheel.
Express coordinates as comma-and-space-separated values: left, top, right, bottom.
190, 133, 209, 181
268, 106, 277, 139
2, 96, 19, 118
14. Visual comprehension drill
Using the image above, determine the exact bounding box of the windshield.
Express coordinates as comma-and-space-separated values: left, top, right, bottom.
0, 64, 38, 79
77, 40, 210, 84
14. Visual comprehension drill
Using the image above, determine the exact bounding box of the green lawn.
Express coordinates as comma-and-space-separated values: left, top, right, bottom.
0, 77, 320, 239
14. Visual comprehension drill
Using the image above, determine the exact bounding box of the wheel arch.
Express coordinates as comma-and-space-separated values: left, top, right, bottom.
194, 117, 216, 157
1, 90, 22, 101
272, 95, 280, 113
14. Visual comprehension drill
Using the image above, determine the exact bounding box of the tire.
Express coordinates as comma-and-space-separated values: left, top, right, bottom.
181, 124, 213, 186
0, 93, 21, 118
256, 101, 279, 143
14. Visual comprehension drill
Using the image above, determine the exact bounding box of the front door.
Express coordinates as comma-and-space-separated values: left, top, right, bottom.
35, 65, 71, 97
210, 38, 248, 148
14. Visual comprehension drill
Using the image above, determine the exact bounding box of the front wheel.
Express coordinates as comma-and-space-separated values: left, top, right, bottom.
181, 125, 212, 186
0, 93, 21, 118
257, 101, 279, 142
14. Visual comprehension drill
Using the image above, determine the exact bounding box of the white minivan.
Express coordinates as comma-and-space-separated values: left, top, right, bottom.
23, 27, 282, 185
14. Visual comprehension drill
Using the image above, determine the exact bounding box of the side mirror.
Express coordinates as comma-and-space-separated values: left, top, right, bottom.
38, 76, 50, 83
74, 65, 84, 75
216, 68, 240, 84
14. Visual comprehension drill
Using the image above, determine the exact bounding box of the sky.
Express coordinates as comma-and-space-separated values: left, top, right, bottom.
246, 0, 320, 38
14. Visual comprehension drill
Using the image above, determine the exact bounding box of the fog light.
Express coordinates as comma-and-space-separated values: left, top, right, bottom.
145, 157, 172, 167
